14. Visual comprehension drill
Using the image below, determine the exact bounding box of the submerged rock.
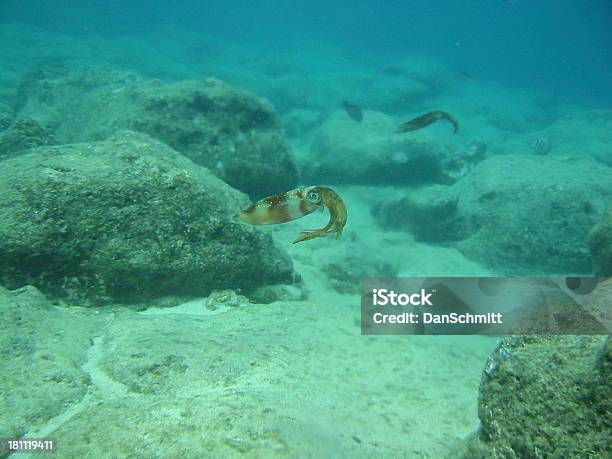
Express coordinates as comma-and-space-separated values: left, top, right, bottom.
374, 186, 468, 243
204, 289, 250, 310
455, 156, 610, 274
0, 117, 56, 159
459, 333, 611, 458
249, 283, 306, 304
0, 102, 13, 131
442, 141, 487, 182
304, 111, 472, 186
589, 209, 612, 276
0, 130, 293, 304
0, 284, 101, 439
376, 155, 612, 274
322, 251, 398, 294
15, 68, 298, 197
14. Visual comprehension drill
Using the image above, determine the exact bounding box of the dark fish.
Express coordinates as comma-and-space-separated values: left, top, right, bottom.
397, 111, 459, 134
341, 100, 363, 123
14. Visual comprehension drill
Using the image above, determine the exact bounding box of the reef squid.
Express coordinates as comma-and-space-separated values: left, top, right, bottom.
397, 110, 459, 134
235, 187, 347, 244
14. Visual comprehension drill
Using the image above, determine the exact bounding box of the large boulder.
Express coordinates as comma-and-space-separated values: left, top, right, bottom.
376, 155, 612, 274
14, 67, 298, 197
458, 332, 611, 458
304, 111, 482, 186
0, 130, 293, 304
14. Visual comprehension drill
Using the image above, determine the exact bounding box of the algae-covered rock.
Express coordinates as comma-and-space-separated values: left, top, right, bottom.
304, 111, 484, 186
0, 130, 293, 304
0, 117, 56, 159
0, 285, 101, 439
323, 253, 398, 294
204, 289, 250, 310
304, 111, 451, 186
463, 334, 611, 458
25, 302, 389, 458
374, 185, 469, 243
455, 156, 610, 274
0, 102, 12, 131
589, 209, 612, 276
0, 278, 491, 457
16, 68, 298, 197
377, 155, 612, 274
249, 283, 306, 303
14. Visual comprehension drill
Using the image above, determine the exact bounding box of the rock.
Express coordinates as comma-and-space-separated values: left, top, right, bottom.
455, 156, 611, 274
377, 57, 456, 94
323, 252, 398, 294
442, 142, 487, 182
376, 155, 612, 274
463, 334, 611, 458
303, 110, 484, 186
357, 75, 430, 114
535, 108, 612, 164
249, 283, 306, 304
0, 285, 101, 439
29, 301, 385, 458
254, 55, 452, 116
0, 276, 491, 457
595, 336, 611, 388
304, 111, 455, 186
589, 209, 612, 276
281, 107, 325, 139
204, 289, 250, 310
0, 102, 12, 131
0, 130, 293, 304
374, 186, 469, 243
0, 117, 56, 159
582, 278, 612, 334
16, 68, 298, 197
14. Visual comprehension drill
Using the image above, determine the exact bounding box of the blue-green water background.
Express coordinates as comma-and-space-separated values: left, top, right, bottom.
2, 0, 611, 106
1, 3, 610, 456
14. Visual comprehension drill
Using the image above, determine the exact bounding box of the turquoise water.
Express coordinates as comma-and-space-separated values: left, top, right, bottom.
0, 2, 610, 458
3, 0, 612, 105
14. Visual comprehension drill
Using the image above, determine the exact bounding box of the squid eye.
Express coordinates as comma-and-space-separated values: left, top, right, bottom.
307, 192, 321, 204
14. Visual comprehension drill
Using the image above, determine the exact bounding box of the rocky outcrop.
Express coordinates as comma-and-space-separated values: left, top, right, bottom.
2, 282, 467, 458
0, 285, 101, 440
0, 102, 12, 131
0, 117, 56, 159
0, 131, 293, 304
323, 253, 398, 294
589, 209, 612, 276
376, 155, 612, 274
374, 185, 469, 243
15, 67, 298, 197
303, 111, 484, 186
458, 332, 611, 458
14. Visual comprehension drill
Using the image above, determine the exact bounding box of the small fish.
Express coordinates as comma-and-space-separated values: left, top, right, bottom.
341, 100, 364, 123
397, 111, 459, 134
235, 186, 347, 244
530, 137, 551, 155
